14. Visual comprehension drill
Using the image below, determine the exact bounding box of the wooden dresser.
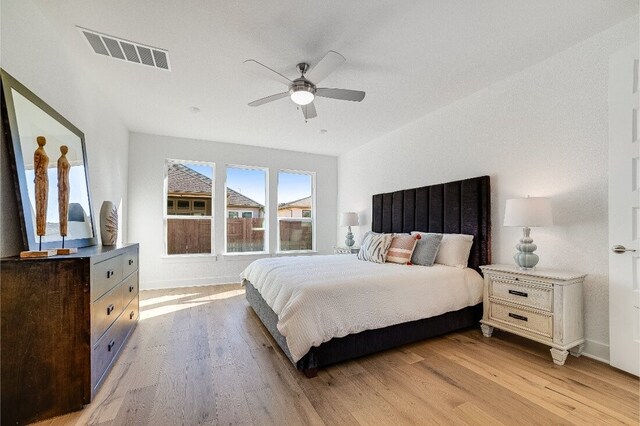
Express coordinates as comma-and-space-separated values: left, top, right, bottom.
1, 244, 139, 425
479, 264, 586, 365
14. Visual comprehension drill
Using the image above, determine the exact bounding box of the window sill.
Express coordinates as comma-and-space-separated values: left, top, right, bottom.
161, 254, 218, 263
223, 252, 270, 261
274, 250, 318, 256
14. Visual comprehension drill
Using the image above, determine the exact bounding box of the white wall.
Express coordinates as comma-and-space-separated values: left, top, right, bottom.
337, 16, 639, 361
128, 132, 337, 289
0, 0, 130, 256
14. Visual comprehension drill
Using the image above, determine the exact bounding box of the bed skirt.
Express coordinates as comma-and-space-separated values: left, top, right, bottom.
244, 280, 483, 376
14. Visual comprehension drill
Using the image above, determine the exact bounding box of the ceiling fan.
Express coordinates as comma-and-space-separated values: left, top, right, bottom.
244, 50, 365, 121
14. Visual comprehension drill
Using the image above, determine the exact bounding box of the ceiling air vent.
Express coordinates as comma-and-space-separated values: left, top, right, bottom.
77, 26, 170, 71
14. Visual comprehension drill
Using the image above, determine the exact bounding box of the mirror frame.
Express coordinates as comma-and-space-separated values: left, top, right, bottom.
1, 69, 97, 250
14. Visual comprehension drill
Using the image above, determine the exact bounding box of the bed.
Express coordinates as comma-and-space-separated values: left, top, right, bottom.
242, 175, 491, 377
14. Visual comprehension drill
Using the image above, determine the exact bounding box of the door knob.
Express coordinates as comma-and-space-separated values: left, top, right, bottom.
612, 245, 636, 254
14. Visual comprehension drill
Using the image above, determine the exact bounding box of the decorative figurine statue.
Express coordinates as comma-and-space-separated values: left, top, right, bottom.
33, 136, 49, 249
57, 145, 70, 246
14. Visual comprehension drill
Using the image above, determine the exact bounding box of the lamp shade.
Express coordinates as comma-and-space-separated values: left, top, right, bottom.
340, 212, 359, 227
504, 197, 553, 227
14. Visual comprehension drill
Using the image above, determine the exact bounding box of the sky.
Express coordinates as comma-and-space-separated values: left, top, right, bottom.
182, 164, 312, 206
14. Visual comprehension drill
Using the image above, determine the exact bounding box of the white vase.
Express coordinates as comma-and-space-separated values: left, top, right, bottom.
100, 201, 118, 246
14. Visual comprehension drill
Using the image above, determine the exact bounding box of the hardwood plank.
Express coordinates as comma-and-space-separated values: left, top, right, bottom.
453, 402, 507, 426
183, 356, 217, 425
210, 363, 254, 425
109, 384, 157, 426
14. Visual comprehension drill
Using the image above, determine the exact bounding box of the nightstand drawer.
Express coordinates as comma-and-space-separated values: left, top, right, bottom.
489, 302, 552, 338
490, 277, 552, 311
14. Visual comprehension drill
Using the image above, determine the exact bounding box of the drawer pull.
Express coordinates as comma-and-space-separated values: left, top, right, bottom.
108, 339, 116, 352
508, 313, 528, 322
129, 284, 135, 293
508, 289, 528, 297
130, 311, 135, 320
128, 259, 134, 266
107, 304, 115, 315
106, 270, 114, 279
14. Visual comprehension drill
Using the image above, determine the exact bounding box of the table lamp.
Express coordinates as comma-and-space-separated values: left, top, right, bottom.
503, 196, 553, 270
340, 212, 359, 248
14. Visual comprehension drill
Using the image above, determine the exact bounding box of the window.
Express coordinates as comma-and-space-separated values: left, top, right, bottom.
164, 160, 214, 255
225, 166, 267, 253
277, 170, 314, 251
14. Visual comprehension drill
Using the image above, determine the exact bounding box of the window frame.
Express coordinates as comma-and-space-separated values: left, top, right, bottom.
224, 164, 269, 255
163, 159, 215, 257
276, 169, 316, 253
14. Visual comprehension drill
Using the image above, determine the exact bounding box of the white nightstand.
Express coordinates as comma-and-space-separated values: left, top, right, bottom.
479, 265, 586, 365
334, 247, 359, 254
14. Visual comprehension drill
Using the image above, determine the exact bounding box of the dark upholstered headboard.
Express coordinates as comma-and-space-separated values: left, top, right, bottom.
371, 176, 491, 273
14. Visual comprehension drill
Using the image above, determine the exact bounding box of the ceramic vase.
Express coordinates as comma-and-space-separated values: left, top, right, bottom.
100, 201, 118, 246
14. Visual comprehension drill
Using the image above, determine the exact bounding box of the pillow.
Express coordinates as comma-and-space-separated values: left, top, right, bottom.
359, 230, 379, 245
386, 234, 420, 264
410, 232, 443, 266
357, 233, 393, 264
434, 234, 474, 268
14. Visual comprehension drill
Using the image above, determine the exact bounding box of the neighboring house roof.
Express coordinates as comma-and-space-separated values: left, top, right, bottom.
168, 163, 212, 194
167, 162, 263, 208
278, 196, 311, 210
227, 187, 262, 208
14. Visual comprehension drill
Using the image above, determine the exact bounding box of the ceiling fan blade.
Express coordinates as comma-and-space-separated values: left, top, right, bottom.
301, 102, 317, 120
316, 88, 365, 102
248, 92, 289, 107
305, 51, 346, 84
244, 59, 292, 86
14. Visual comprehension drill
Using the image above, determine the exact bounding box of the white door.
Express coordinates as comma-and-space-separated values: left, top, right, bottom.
609, 43, 640, 376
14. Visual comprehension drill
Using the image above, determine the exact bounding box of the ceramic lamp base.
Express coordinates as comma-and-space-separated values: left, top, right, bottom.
513, 226, 540, 269
345, 226, 355, 248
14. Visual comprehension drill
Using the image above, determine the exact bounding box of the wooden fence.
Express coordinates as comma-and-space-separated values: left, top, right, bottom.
167, 217, 312, 254
279, 220, 312, 251
226, 218, 265, 252
167, 218, 211, 255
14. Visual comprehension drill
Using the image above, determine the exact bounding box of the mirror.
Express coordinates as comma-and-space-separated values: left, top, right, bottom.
1, 70, 97, 250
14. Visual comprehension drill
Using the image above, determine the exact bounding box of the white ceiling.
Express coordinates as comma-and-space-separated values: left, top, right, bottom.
34, 1, 638, 156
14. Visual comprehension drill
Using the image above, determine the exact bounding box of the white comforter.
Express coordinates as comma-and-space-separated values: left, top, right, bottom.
241, 254, 483, 362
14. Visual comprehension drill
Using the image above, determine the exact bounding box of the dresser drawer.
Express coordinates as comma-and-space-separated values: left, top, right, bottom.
122, 249, 138, 279
91, 314, 125, 392
489, 301, 552, 338
122, 273, 138, 307
122, 295, 139, 340
92, 281, 124, 344
490, 277, 552, 311
92, 255, 123, 301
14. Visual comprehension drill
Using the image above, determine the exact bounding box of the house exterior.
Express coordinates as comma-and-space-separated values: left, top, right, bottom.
277, 196, 312, 218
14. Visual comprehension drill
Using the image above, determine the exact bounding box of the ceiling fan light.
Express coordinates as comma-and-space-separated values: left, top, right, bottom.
290, 90, 314, 105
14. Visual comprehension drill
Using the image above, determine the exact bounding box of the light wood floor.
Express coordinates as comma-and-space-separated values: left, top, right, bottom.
35, 284, 639, 426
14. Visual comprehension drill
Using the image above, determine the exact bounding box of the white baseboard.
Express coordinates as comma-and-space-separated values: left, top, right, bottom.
140, 275, 241, 290
582, 339, 610, 363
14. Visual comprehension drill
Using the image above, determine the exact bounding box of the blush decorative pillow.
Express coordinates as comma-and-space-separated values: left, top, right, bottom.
410, 232, 443, 266
357, 232, 393, 264
386, 234, 420, 264
434, 234, 474, 268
